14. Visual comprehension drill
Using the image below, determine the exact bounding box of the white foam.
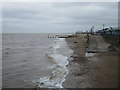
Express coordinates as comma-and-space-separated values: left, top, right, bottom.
35, 37, 73, 88
85, 52, 95, 57
52, 38, 65, 49
37, 66, 68, 88
50, 54, 68, 66
47, 64, 57, 69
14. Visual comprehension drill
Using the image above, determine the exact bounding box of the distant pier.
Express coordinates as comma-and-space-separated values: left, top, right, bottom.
48, 34, 76, 38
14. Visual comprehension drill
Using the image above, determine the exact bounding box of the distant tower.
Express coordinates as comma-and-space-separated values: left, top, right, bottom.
90, 26, 94, 34
103, 24, 105, 30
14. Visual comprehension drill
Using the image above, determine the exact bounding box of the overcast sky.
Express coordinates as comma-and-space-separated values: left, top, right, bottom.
2, 2, 118, 33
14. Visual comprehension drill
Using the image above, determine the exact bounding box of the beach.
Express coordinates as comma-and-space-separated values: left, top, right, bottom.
2, 34, 118, 88
63, 34, 118, 88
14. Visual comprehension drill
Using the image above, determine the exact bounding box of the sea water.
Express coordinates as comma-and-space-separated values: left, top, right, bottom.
2, 33, 73, 88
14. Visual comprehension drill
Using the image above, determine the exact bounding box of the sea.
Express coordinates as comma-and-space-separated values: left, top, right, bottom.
2, 33, 73, 88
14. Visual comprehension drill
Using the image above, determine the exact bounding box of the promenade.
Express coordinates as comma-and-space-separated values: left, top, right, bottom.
87, 35, 111, 53
63, 34, 118, 88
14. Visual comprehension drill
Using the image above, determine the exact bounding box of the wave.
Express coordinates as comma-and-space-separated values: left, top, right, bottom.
34, 38, 73, 88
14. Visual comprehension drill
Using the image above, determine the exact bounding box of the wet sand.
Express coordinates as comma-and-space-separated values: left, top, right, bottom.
63, 34, 118, 88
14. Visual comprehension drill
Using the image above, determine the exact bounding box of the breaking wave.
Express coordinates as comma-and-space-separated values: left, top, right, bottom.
34, 38, 73, 88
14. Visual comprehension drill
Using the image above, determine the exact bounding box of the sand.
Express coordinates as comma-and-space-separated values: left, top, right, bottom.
63, 34, 118, 88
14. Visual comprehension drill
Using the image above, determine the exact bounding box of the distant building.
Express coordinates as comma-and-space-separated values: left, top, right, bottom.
75, 31, 82, 34
96, 26, 120, 37
104, 26, 120, 37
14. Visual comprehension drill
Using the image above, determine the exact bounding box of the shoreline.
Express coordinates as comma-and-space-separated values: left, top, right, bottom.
63, 34, 118, 88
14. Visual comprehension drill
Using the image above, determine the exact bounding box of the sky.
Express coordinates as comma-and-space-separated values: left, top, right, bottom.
2, 2, 118, 33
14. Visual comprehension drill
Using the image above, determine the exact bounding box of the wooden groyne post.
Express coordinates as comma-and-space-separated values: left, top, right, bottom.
48, 35, 58, 38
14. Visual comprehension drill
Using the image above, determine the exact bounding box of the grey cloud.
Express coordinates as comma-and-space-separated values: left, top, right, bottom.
2, 2, 118, 33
